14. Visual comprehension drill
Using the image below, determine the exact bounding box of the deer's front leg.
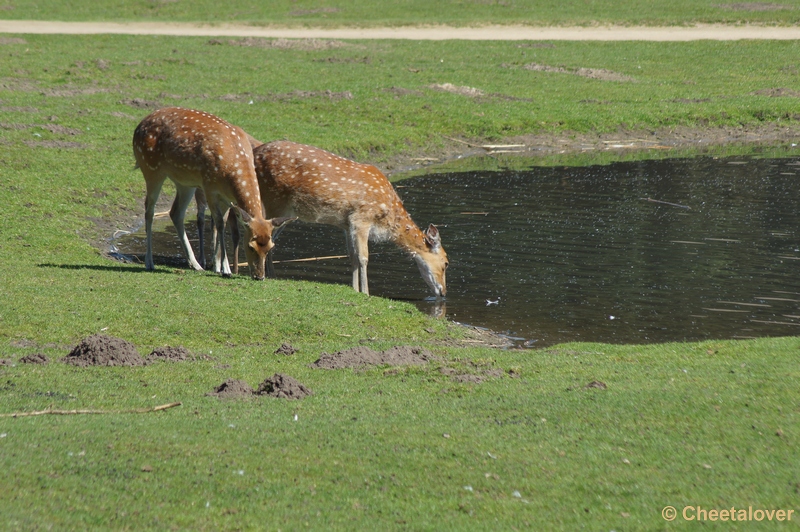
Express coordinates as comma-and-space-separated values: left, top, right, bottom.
347, 225, 371, 295
229, 206, 241, 275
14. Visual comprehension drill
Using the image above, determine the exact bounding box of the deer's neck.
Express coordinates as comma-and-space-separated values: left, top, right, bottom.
391, 210, 428, 258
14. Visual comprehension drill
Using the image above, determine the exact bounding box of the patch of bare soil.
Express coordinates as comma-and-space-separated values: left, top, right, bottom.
289, 7, 341, 16
256, 373, 313, 399
61, 334, 146, 367
148, 346, 193, 362
120, 98, 161, 109
380, 122, 800, 174
432, 324, 513, 349
277, 89, 354, 101
9, 339, 37, 349
110, 111, 138, 120
0, 37, 26, 45
206, 379, 254, 398
0, 358, 13, 366
311, 346, 432, 369
426, 83, 531, 102
439, 359, 506, 384
439, 366, 506, 384
0, 106, 38, 113
314, 55, 371, 64
714, 2, 793, 10
158, 89, 352, 105
383, 86, 424, 98
19, 353, 49, 365
274, 343, 298, 356
23, 140, 89, 149
429, 83, 485, 97
0, 77, 113, 97
752, 87, 800, 97
522, 63, 635, 82
210, 37, 348, 51
0, 122, 83, 135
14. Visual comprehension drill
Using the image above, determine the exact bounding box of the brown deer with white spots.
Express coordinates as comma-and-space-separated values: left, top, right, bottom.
133, 107, 289, 279
228, 140, 448, 297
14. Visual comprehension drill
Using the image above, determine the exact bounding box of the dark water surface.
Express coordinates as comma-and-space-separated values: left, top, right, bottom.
116, 156, 800, 347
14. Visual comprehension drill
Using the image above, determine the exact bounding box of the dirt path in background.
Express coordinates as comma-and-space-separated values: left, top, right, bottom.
2, 20, 800, 40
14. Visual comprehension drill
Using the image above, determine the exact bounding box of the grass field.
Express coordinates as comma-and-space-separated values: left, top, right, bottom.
1, 20, 799, 532
1, 35, 799, 166
3, 0, 800, 26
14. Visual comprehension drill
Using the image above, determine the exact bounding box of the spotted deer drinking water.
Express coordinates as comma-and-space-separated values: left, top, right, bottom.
225, 140, 448, 297
133, 107, 290, 279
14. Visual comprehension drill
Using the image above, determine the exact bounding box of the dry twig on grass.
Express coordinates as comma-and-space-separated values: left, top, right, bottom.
0, 402, 181, 418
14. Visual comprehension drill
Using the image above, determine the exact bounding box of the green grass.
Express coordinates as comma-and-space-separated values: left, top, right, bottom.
1, 35, 800, 165
1, 31, 800, 530
3, 0, 800, 26
2, 339, 798, 529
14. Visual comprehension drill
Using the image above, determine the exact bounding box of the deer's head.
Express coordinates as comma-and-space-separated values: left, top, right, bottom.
413, 224, 448, 298
234, 205, 294, 280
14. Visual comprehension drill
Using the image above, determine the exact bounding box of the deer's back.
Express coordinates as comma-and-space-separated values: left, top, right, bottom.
254, 141, 405, 231
133, 107, 257, 193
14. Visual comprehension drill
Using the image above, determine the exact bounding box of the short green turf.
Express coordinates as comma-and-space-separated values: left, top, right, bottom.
0, 30, 799, 531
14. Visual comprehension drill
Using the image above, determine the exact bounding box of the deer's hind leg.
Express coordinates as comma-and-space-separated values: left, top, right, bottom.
142, 167, 166, 271
194, 189, 208, 269
170, 183, 204, 271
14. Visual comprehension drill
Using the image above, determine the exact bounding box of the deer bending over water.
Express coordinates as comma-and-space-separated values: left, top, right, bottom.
133, 107, 289, 279
221, 140, 448, 297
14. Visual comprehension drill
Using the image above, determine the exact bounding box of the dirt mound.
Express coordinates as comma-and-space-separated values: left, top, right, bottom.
19, 353, 49, 365
256, 373, 313, 399
311, 346, 432, 370
274, 343, 298, 356
148, 346, 192, 362
207, 379, 254, 398
61, 335, 146, 367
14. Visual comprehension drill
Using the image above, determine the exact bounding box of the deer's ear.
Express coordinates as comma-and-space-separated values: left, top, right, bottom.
270, 216, 297, 228
424, 224, 441, 251
231, 203, 253, 223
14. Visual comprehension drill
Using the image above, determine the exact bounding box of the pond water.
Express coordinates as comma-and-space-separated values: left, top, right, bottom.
115, 156, 800, 347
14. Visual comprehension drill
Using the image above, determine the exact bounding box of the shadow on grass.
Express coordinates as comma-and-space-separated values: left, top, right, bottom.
36, 262, 182, 274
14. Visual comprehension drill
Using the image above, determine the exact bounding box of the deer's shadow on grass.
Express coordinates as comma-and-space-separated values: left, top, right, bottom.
37, 259, 188, 275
